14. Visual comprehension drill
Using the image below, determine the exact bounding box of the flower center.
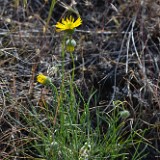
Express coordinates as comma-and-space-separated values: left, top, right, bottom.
67, 22, 73, 29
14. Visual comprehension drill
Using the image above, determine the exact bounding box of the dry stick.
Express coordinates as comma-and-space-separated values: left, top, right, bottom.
28, 63, 37, 98
76, 29, 133, 35
103, 17, 135, 113
126, 28, 132, 74
131, 16, 154, 103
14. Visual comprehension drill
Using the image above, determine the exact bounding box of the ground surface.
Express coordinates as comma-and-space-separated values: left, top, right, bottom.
0, 0, 160, 159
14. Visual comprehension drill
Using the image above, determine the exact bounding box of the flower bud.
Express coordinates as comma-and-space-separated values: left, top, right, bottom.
37, 73, 51, 86
119, 110, 130, 119
66, 39, 76, 52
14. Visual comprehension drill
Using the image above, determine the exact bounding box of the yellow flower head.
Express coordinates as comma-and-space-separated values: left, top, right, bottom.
55, 16, 82, 32
37, 73, 50, 85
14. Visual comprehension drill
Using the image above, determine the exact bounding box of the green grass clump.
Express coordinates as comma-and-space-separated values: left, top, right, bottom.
16, 75, 148, 160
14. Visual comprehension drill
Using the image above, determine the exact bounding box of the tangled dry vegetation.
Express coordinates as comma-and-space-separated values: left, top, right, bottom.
0, 0, 160, 159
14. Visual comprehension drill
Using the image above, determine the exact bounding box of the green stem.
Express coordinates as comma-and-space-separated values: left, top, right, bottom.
70, 51, 75, 82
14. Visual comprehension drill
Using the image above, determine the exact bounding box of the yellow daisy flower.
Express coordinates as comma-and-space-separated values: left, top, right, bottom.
55, 16, 82, 32
37, 73, 50, 85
